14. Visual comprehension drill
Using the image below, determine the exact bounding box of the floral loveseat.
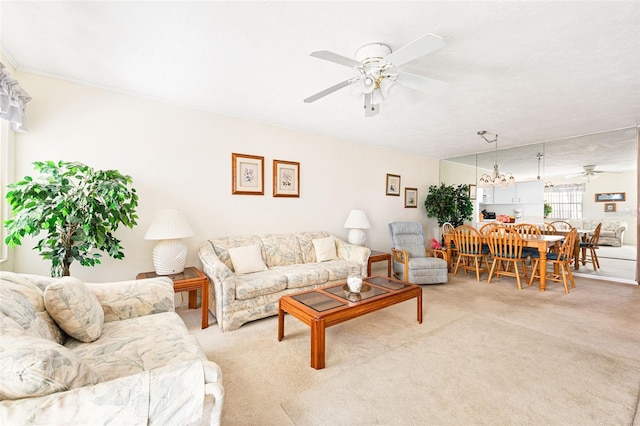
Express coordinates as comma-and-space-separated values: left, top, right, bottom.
198, 231, 370, 332
566, 218, 628, 247
0, 271, 224, 425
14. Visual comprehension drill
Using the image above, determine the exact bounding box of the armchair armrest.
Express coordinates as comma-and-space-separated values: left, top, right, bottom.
427, 248, 448, 262
86, 278, 175, 323
391, 248, 409, 282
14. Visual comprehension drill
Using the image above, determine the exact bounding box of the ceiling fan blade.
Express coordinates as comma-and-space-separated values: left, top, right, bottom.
383, 33, 445, 67
395, 70, 449, 95
310, 50, 362, 68
303, 79, 356, 103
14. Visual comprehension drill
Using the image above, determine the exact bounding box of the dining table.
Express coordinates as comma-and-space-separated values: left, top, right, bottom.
443, 232, 564, 291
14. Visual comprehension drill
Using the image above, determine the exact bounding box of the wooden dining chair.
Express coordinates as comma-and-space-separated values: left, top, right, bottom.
549, 220, 572, 231
513, 223, 541, 264
452, 225, 491, 282
486, 227, 528, 290
542, 223, 557, 234
580, 222, 602, 271
442, 222, 457, 269
529, 228, 578, 293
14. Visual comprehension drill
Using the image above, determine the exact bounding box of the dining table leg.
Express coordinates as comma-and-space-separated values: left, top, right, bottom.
538, 245, 548, 291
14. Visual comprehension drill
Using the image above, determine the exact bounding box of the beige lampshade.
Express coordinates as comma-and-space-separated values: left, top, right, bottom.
144, 209, 194, 240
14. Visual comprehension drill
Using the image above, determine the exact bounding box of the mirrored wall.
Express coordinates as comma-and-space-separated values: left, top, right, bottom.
440, 127, 638, 284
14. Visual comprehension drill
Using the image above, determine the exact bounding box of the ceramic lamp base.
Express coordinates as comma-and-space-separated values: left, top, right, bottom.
152, 239, 187, 275
347, 228, 366, 246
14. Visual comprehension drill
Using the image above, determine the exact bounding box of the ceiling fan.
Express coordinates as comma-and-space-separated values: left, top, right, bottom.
564, 165, 617, 181
303, 33, 449, 117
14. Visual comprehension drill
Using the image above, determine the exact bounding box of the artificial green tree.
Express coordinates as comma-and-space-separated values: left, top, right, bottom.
424, 183, 473, 228
4, 161, 139, 277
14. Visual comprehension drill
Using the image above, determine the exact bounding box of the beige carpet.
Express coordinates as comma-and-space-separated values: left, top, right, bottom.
177, 273, 640, 426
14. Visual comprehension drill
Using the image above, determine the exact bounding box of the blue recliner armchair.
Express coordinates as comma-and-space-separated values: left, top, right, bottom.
388, 222, 449, 284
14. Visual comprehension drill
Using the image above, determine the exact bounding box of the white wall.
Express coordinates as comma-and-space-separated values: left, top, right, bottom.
3, 71, 441, 281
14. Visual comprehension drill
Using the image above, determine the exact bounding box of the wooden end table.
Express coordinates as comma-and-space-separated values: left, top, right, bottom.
136, 266, 209, 329
367, 250, 392, 277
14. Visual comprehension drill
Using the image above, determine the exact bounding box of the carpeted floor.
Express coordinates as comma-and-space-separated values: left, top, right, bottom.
177, 273, 640, 426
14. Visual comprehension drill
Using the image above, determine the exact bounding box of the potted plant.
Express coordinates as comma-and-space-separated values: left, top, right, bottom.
544, 202, 552, 218
4, 161, 139, 277
424, 183, 473, 228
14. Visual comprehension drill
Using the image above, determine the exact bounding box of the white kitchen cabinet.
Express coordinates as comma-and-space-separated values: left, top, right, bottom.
484, 181, 543, 204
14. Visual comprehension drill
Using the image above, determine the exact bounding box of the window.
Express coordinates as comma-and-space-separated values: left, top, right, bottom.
544, 183, 585, 219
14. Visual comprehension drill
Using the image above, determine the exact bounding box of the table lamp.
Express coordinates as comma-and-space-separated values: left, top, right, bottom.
344, 209, 371, 246
144, 209, 194, 275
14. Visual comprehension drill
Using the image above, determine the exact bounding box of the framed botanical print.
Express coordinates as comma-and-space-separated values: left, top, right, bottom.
405, 188, 418, 208
273, 159, 300, 198
232, 153, 264, 195
468, 184, 477, 200
386, 174, 401, 196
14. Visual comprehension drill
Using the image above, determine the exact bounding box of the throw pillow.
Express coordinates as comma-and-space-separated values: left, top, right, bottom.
0, 330, 102, 400
228, 244, 268, 274
313, 236, 337, 262
44, 277, 104, 343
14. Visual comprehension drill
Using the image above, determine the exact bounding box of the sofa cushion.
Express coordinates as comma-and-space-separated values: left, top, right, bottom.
64, 312, 208, 381
0, 272, 65, 344
261, 233, 301, 267
234, 270, 288, 300
319, 259, 361, 282
272, 264, 330, 289
295, 231, 331, 263
228, 244, 268, 274
313, 236, 337, 262
210, 235, 263, 270
44, 277, 105, 343
0, 330, 102, 400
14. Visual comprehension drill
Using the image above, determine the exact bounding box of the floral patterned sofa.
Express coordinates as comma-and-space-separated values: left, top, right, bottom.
198, 231, 370, 332
0, 271, 224, 425
566, 218, 628, 247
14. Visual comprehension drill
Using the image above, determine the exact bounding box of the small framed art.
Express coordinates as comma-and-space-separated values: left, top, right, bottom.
232, 153, 264, 195
273, 159, 300, 198
468, 184, 477, 200
595, 192, 625, 202
604, 203, 616, 212
386, 174, 401, 196
405, 188, 418, 208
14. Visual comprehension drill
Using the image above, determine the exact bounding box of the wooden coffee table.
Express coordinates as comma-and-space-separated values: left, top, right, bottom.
278, 276, 422, 369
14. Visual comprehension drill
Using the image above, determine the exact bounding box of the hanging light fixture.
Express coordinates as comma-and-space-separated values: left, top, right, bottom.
536, 150, 554, 190
478, 131, 515, 188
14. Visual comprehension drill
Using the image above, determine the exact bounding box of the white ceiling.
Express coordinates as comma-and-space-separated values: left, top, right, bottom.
1, 1, 639, 176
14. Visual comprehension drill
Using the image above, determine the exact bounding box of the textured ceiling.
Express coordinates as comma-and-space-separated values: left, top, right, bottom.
1, 1, 638, 176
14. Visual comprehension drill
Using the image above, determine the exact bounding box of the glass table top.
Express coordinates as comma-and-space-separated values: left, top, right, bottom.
290, 277, 410, 312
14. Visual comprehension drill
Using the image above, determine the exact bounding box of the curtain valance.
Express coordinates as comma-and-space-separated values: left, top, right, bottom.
545, 183, 586, 192
0, 62, 32, 132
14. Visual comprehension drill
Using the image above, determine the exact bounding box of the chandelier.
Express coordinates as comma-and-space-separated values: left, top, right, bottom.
477, 131, 515, 188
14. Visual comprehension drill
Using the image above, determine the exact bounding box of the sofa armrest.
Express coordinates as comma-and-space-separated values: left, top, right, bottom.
199, 241, 238, 309
335, 237, 371, 276
86, 278, 175, 323
0, 359, 221, 426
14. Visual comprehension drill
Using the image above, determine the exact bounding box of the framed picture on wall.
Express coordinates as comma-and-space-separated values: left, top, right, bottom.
595, 192, 625, 202
273, 159, 300, 197
604, 203, 616, 212
405, 188, 418, 208
232, 153, 264, 195
468, 184, 477, 200
386, 174, 401, 196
